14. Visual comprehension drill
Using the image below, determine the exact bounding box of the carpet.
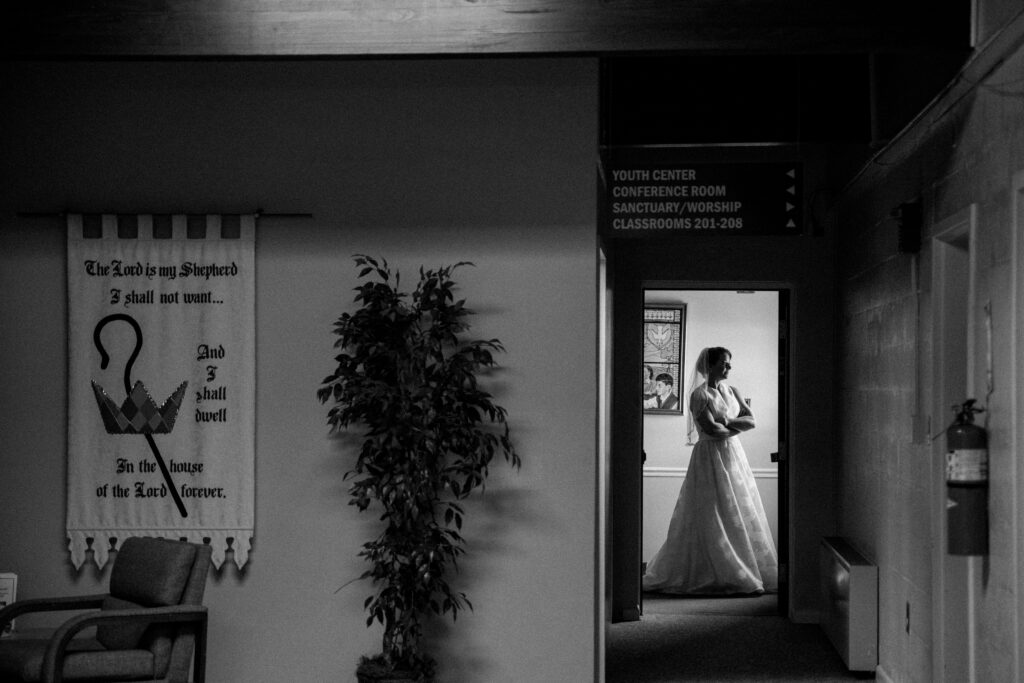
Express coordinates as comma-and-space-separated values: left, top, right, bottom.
608, 595, 873, 682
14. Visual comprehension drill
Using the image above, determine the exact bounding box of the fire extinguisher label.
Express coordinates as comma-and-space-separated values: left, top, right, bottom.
946, 448, 988, 483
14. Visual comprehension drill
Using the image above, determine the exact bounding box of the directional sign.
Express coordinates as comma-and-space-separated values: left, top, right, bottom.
601, 162, 803, 236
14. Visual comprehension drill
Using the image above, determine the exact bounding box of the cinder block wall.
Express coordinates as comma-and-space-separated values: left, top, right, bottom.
835, 36, 1024, 683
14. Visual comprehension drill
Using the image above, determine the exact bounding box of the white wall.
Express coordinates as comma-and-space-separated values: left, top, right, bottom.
0, 58, 598, 682
641, 289, 779, 561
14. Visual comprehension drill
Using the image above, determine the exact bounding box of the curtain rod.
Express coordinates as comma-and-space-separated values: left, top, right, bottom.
15, 210, 313, 219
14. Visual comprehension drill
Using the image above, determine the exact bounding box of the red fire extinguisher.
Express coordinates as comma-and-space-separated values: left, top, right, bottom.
946, 399, 988, 555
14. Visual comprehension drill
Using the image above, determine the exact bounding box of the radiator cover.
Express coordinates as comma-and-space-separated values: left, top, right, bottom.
820, 536, 878, 671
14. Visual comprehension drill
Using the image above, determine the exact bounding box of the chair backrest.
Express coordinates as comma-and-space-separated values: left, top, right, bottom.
97, 537, 212, 680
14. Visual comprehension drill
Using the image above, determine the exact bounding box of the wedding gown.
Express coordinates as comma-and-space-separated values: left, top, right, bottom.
642, 383, 778, 595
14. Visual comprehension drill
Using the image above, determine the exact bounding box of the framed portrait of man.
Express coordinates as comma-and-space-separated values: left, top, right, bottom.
643, 305, 685, 414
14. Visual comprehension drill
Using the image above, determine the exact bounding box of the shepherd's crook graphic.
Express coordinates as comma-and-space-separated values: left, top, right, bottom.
92, 313, 189, 518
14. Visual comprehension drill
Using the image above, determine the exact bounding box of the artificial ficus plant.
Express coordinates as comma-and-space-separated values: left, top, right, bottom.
317, 255, 519, 681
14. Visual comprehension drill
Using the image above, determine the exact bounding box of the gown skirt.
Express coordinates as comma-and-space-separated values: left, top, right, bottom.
642, 389, 778, 595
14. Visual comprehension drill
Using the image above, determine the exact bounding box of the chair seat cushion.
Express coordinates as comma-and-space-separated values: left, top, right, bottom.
95, 596, 150, 651
0, 635, 154, 681
95, 597, 174, 674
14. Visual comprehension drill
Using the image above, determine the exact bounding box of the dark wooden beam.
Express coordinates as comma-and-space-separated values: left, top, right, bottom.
4, 0, 967, 58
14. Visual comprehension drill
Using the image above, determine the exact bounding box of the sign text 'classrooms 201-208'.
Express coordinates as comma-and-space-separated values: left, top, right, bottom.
603, 163, 802, 236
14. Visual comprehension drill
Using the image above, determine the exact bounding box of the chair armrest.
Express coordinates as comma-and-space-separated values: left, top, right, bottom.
41, 605, 209, 683
0, 594, 107, 628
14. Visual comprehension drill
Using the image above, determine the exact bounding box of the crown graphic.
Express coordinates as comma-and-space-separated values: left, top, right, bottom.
91, 380, 188, 435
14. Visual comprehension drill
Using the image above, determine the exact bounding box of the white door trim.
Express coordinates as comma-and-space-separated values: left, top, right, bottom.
1010, 170, 1024, 683
931, 203, 978, 683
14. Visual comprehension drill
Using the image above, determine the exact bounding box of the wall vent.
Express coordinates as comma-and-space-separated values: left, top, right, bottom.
820, 536, 878, 672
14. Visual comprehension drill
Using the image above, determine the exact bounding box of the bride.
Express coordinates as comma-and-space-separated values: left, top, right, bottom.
642, 346, 778, 595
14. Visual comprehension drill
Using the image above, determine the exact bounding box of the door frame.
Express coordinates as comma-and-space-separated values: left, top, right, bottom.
607, 268, 792, 623
1013, 171, 1024, 683
930, 205, 978, 683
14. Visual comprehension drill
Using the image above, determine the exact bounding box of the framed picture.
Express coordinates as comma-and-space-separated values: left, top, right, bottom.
642, 305, 685, 414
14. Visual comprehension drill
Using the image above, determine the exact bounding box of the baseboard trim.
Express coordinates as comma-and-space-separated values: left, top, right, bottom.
790, 608, 820, 624
644, 466, 778, 479
875, 664, 896, 683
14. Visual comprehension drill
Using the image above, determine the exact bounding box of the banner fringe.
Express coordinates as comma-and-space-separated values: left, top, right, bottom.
68, 529, 252, 571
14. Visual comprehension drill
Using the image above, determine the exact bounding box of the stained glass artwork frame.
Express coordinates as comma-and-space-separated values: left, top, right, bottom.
642, 305, 685, 414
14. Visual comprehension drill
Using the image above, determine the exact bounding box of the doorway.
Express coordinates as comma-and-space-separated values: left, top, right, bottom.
606, 277, 791, 626
641, 289, 784, 613
603, 280, 792, 680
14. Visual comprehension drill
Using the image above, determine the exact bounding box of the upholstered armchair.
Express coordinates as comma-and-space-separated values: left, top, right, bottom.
0, 537, 211, 682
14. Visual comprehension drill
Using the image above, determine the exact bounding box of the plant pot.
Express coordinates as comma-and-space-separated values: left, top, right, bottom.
355, 657, 426, 683
356, 672, 418, 683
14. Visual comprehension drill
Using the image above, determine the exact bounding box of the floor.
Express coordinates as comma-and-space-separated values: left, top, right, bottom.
606, 593, 875, 682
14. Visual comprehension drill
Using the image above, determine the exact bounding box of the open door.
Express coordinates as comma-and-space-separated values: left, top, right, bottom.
608, 243, 644, 623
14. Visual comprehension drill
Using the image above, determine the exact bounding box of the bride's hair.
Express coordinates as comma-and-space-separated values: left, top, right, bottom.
686, 346, 732, 444
705, 346, 731, 368
690, 346, 731, 387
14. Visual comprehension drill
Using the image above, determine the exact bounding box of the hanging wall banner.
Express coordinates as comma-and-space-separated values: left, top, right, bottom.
67, 215, 255, 570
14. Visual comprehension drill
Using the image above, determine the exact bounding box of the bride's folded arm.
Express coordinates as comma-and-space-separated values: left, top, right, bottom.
696, 407, 734, 438
727, 416, 756, 432
729, 386, 756, 430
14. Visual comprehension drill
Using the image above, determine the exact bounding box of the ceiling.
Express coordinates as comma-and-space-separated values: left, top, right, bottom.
4, 1, 969, 58
601, 50, 970, 148
7, 1, 972, 180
